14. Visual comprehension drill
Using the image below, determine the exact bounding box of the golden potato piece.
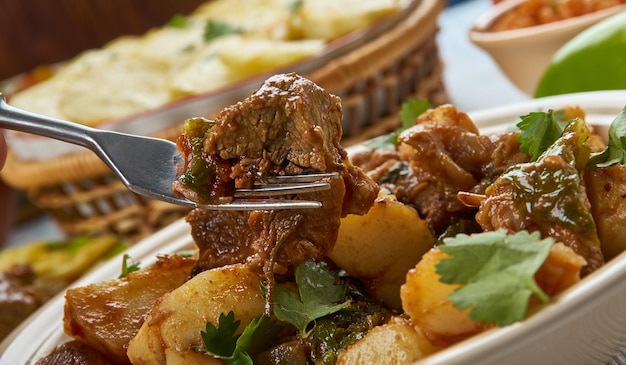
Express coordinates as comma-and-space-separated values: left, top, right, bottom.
400, 248, 486, 347
58, 56, 173, 126
167, 39, 232, 96
0, 235, 120, 285
7, 49, 117, 123
162, 349, 222, 365
294, 0, 403, 41
217, 37, 324, 76
533, 242, 586, 299
191, 0, 295, 40
337, 316, 442, 365
585, 164, 626, 260
64, 254, 196, 364
330, 192, 435, 309
127, 263, 265, 365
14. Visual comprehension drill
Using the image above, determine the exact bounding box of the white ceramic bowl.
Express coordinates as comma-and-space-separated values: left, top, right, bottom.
2, 91, 626, 364
469, 0, 626, 95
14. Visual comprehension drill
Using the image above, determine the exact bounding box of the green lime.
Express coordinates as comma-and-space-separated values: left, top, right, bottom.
535, 10, 626, 97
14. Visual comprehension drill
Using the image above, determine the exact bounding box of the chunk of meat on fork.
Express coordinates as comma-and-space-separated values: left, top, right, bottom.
179, 73, 379, 278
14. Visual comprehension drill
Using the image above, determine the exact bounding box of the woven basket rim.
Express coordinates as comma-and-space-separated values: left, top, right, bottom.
1, 0, 444, 190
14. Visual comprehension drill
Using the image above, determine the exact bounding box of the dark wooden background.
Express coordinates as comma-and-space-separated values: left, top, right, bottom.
0, 0, 207, 80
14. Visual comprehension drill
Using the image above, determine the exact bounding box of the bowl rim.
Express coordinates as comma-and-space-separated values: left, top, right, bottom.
469, 0, 626, 42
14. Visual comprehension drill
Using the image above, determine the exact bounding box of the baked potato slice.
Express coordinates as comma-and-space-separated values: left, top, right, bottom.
330, 192, 435, 309
64, 254, 195, 363
127, 263, 265, 365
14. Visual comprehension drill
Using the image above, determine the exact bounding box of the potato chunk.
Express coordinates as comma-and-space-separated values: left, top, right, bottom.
401, 242, 586, 348
585, 164, 626, 260
336, 316, 442, 365
400, 248, 486, 347
533, 242, 586, 299
64, 254, 196, 364
127, 264, 265, 365
330, 192, 435, 309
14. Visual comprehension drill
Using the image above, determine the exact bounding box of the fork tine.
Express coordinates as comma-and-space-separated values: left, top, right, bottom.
185, 172, 340, 210
234, 181, 331, 197
257, 172, 340, 183
198, 199, 322, 210
234, 171, 339, 197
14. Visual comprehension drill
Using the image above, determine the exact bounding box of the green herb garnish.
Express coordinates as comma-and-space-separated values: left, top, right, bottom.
272, 259, 350, 337
516, 109, 570, 161
588, 106, 626, 168
195, 312, 281, 365
176, 250, 196, 258
167, 14, 188, 28
436, 230, 553, 326
203, 20, 242, 41
178, 117, 216, 200
289, 0, 304, 13
516, 106, 626, 169
377, 160, 410, 185
119, 254, 140, 278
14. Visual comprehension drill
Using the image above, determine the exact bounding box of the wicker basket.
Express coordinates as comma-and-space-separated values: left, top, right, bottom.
1, 0, 447, 242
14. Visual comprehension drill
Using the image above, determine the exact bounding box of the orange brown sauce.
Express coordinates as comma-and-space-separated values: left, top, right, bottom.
489, 0, 626, 31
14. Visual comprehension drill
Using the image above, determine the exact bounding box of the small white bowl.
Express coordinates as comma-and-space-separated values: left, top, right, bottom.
469, 0, 626, 95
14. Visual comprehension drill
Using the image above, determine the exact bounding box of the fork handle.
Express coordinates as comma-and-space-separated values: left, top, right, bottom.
0, 94, 100, 151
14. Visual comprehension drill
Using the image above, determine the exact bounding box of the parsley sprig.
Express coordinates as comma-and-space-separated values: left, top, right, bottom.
195, 312, 281, 365
119, 254, 140, 278
436, 230, 554, 326
203, 20, 242, 41
516, 106, 626, 168
167, 14, 188, 28
272, 259, 350, 337
588, 106, 626, 168
196, 260, 347, 363
516, 109, 570, 161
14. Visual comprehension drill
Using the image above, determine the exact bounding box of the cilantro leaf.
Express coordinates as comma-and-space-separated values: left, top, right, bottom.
436, 230, 553, 326
588, 106, 626, 168
167, 14, 188, 28
399, 98, 432, 129
119, 254, 140, 278
365, 98, 431, 150
273, 260, 350, 337
204, 20, 241, 41
199, 311, 240, 358
377, 160, 410, 185
195, 312, 282, 365
289, 0, 303, 13
516, 109, 570, 161
235, 314, 283, 356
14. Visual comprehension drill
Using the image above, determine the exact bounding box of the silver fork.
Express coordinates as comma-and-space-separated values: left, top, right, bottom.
0, 94, 338, 210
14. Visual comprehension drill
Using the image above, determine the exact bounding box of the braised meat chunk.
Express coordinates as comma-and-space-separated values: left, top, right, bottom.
0, 265, 53, 343
176, 73, 379, 274
353, 104, 530, 237
186, 209, 257, 274
34, 340, 114, 365
174, 72, 353, 202
476, 118, 604, 276
63, 254, 196, 363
